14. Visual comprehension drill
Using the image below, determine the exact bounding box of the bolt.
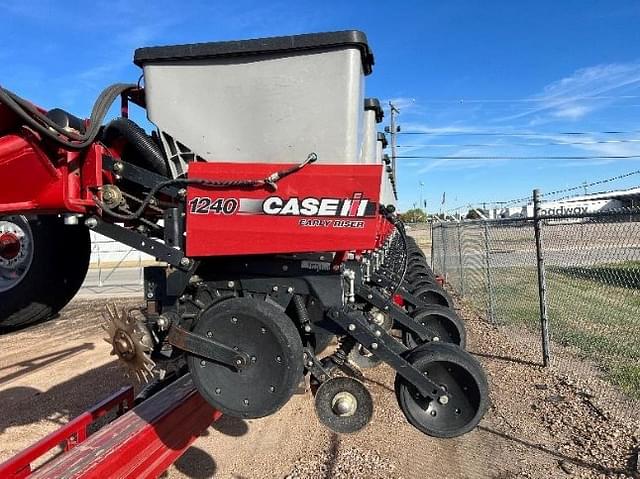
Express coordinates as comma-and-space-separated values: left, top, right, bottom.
303, 353, 308, 360
438, 395, 449, 405
282, 265, 289, 271
304, 325, 312, 333
272, 286, 279, 292
251, 356, 257, 363
200, 360, 206, 367
348, 324, 356, 331
275, 355, 282, 363
227, 281, 235, 288
113, 162, 124, 172
146, 292, 154, 299
375, 330, 382, 337
85, 217, 98, 229
178, 188, 187, 198
180, 257, 191, 267
367, 294, 373, 300
287, 286, 294, 294
269, 386, 276, 393
231, 317, 238, 324
243, 399, 249, 406
307, 361, 313, 367
332, 392, 358, 417
370, 342, 378, 350
215, 388, 221, 395
207, 331, 213, 338
236, 359, 243, 366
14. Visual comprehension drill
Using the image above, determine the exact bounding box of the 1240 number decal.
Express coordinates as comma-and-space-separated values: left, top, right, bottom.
189, 197, 239, 215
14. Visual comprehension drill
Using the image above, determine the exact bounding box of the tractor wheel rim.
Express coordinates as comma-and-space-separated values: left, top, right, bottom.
0, 219, 34, 293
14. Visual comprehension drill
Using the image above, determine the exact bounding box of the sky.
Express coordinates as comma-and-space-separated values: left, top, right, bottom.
1, 0, 639, 213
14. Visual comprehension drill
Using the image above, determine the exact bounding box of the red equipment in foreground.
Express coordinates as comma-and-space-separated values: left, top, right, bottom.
0, 376, 220, 479
0, 30, 489, 444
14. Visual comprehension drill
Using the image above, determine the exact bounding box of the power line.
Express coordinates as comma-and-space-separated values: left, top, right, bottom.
397, 155, 640, 160
399, 130, 640, 137
443, 168, 640, 213
414, 95, 640, 104
397, 138, 640, 148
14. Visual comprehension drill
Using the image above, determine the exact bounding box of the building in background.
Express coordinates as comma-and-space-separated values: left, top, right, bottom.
491, 187, 640, 219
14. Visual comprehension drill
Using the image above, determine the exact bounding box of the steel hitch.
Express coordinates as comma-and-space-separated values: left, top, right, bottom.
327, 307, 448, 401
167, 324, 252, 370
355, 283, 432, 343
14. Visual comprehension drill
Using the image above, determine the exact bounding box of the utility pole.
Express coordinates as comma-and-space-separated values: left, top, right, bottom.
388, 102, 400, 187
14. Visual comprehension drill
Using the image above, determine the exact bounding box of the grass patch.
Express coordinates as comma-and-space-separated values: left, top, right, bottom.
474, 263, 640, 399
550, 261, 640, 289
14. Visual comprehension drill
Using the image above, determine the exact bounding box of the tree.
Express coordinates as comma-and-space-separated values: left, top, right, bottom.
401, 208, 427, 223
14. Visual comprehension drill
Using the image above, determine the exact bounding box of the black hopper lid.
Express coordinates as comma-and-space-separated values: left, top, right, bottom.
377, 132, 388, 148
134, 30, 374, 75
364, 98, 384, 123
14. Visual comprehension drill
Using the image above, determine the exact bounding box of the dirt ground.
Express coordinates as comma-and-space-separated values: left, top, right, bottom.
0, 297, 638, 478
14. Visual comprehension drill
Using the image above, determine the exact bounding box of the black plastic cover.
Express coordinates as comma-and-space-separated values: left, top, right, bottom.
134, 30, 374, 75
364, 98, 384, 123
377, 132, 388, 148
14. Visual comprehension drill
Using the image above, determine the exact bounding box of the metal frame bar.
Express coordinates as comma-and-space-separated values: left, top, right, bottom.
0, 386, 134, 479
26, 375, 220, 479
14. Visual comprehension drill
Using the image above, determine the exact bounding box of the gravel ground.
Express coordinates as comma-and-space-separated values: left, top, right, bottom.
0, 296, 638, 478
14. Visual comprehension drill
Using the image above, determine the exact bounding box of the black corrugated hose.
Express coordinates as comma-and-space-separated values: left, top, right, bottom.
103, 117, 169, 177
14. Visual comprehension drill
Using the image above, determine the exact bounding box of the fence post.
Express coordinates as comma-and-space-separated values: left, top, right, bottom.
441, 224, 448, 282
482, 221, 496, 324
533, 189, 551, 367
430, 221, 435, 270
457, 221, 465, 297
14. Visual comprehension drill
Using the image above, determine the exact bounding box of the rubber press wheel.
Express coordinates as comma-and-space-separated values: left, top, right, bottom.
412, 285, 453, 308
403, 306, 466, 349
0, 215, 90, 329
395, 342, 488, 438
188, 297, 305, 419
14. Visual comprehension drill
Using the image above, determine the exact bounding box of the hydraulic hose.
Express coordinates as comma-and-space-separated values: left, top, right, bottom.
0, 83, 137, 150
103, 118, 168, 177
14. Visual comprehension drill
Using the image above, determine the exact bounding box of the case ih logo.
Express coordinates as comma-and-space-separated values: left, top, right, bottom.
262, 193, 376, 217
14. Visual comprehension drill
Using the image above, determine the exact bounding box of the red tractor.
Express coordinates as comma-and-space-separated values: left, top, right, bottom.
0, 31, 487, 437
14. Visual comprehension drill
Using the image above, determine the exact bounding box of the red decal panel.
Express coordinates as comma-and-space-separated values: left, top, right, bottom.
186, 163, 382, 257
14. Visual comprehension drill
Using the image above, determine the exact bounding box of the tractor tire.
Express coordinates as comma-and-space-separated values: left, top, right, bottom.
0, 215, 90, 329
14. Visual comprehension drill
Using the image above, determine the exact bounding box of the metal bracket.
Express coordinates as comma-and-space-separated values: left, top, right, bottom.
328, 307, 443, 400
167, 324, 251, 370
355, 284, 432, 342
103, 156, 181, 198
88, 216, 190, 270
303, 347, 332, 383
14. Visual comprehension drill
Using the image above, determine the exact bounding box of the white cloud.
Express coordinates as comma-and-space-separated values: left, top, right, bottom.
498, 62, 640, 122
552, 104, 593, 119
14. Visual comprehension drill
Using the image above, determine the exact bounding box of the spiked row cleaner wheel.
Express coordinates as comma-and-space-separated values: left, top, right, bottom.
0, 29, 489, 441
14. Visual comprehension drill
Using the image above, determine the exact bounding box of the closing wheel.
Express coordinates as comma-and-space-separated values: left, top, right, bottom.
405, 270, 436, 284
408, 263, 430, 274
188, 297, 304, 419
314, 376, 373, 434
412, 284, 453, 308
0, 215, 90, 328
403, 306, 466, 349
408, 276, 436, 290
395, 342, 488, 438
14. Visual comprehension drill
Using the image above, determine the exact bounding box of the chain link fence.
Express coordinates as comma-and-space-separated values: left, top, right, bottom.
430, 205, 640, 421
